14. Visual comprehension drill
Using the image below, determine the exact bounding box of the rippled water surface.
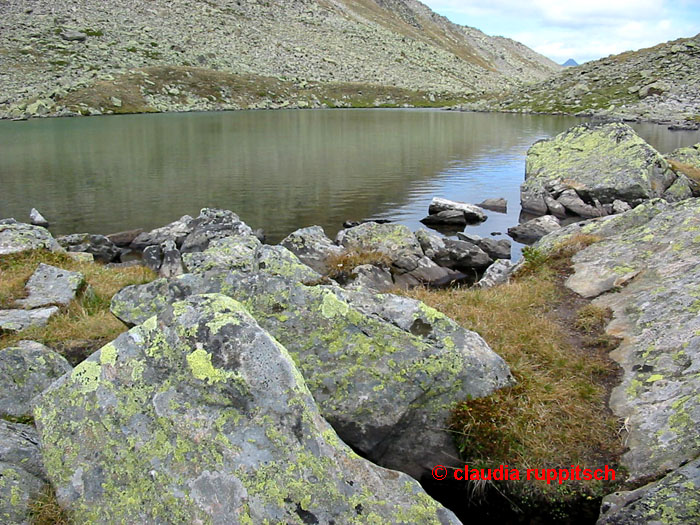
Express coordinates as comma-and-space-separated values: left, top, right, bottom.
1, 109, 698, 256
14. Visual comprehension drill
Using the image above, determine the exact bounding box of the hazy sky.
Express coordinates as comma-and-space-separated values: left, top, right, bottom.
421, 0, 700, 64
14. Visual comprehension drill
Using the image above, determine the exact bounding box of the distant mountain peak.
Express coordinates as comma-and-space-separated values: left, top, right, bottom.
562, 58, 579, 67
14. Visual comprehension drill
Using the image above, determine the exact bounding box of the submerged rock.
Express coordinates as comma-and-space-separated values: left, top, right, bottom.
14, 264, 84, 309
522, 123, 692, 217
36, 294, 460, 524
110, 272, 513, 479
0, 341, 72, 420
0, 219, 61, 256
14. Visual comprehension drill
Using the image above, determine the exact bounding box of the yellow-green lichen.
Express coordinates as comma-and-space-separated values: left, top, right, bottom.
71, 361, 102, 393
186, 348, 231, 384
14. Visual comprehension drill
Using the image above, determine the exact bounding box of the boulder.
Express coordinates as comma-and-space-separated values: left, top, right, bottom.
14, 264, 84, 309
130, 215, 194, 250
0, 340, 72, 420
141, 244, 162, 273
254, 245, 322, 285
475, 238, 511, 260
0, 219, 61, 256
29, 208, 49, 228
36, 294, 460, 524
347, 264, 394, 292
0, 307, 59, 333
182, 235, 261, 274
533, 198, 700, 523
522, 123, 686, 216
110, 273, 513, 479
415, 228, 447, 259
597, 458, 700, 525
432, 239, 492, 271
280, 225, 344, 274
0, 420, 46, 480
106, 229, 143, 247
159, 239, 184, 278
404, 256, 456, 285
478, 198, 507, 212
428, 197, 487, 222
60, 30, 87, 42
336, 222, 424, 274
57, 233, 119, 263
474, 260, 516, 289
508, 215, 561, 243
420, 209, 468, 226
180, 208, 254, 253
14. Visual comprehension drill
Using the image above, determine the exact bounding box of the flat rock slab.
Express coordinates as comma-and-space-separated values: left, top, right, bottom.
15, 263, 84, 309
0, 307, 58, 333
36, 294, 460, 524
0, 219, 61, 256
0, 340, 72, 419
508, 215, 561, 243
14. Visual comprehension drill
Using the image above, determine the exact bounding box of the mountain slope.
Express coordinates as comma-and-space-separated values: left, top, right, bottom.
477, 34, 700, 126
0, 0, 560, 117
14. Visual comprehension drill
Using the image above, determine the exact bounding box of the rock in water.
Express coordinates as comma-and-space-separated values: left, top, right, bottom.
478, 198, 507, 212
29, 208, 49, 227
35, 294, 460, 524
428, 197, 487, 222
0, 219, 61, 256
0, 340, 72, 420
507, 215, 561, 243
522, 123, 693, 217
110, 273, 513, 479
14, 263, 84, 309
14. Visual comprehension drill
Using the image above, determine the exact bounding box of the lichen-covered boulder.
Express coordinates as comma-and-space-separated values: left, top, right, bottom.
0, 420, 48, 525
534, 198, 700, 523
254, 245, 322, 284
57, 233, 119, 263
180, 208, 254, 253
280, 225, 344, 275
130, 214, 194, 250
0, 219, 61, 256
36, 294, 460, 524
110, 272, 513, 479
597, 457, 700, 525
182, 235, 261, 273
0, 340, 72, 420
14, 264, 84, 309
336, 222, 425, 274
522, 123, 692, 217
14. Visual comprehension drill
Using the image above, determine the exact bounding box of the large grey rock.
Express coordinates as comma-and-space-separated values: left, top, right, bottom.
420, 209, 468, 226
254, 245, 322, 285
0, 340, 72, 420
336, 222, 424, 274
535, 198, 700, 491
182, 235, 261, 274
473, 237, 511, 260
110, 272, 513, 479
36, 294, 460, 524
180, 208, 254, 253
428, 197, 487, 222
347, 264, 394, 292
57, 233, 119, 263
280, 225, 344, 274
28, 208, 48, 228
0, 307, 59, 333
474, 259, 516, 289
130, 215, 194, 250
522, 123, 687, 216
404, 256, 455, 284
0, 220, 61, 256
597, 458, 700, 525
14, 264, 84, 309
507, 215, 561, 243
0, 420, 46, 480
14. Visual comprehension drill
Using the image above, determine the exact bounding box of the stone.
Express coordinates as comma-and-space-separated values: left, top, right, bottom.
405, 256, 455, 284
428, 197, 487, 222
180, 208, 254, 253
60, 30, 87, 42
0, 461, 47, 525
182, 235, 260, 274
347, 264, 394, 292
28, 208, 48, 228
0, 307, 59, 333
507, 215, 561, 243
544, 194, 567, 217
612, 199, 632, 214
522, 123, 683, 216
141, 244, 162, 273
0, 219, 61, 256
0, 340, 72, 419
597, 458, 700, 524
36, 294, 460, 524
14, 264, 84, 309
475, 238, 511, 260
158, 240, 183, 278
130, 215, 194, 250
109, 273, 513, 479
106, 229, 143, 247
253, 245, 322, 285
280, 225, 344, 274
662, 175, 693, 202
57, 233, 119, 263
456, 232, 482, 244
415, 228, 447, 259
432, 239, 492, 271
474, 259, 516, 288
420, 209, 467, 226
534, 199, 700, 490
478, 197, 507, 212
0, 420, 46, 480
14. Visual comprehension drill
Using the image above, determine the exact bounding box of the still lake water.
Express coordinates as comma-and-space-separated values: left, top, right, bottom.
1, 109, 698, 256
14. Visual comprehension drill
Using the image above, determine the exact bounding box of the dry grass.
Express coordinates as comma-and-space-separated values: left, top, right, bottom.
324, 249, 392, 281
402, 234, 623, 507
668, 159, 700, 186
0, 250, 155, 363
29, 485, 71, 525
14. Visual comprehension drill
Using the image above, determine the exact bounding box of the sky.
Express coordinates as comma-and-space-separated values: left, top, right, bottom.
421, 0, 700, 64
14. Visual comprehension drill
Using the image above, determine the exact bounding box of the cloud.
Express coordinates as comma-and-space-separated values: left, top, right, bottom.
421, 0, 698, 62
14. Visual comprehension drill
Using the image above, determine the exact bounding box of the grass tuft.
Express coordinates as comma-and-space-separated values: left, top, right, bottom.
29, 485, 71, 525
